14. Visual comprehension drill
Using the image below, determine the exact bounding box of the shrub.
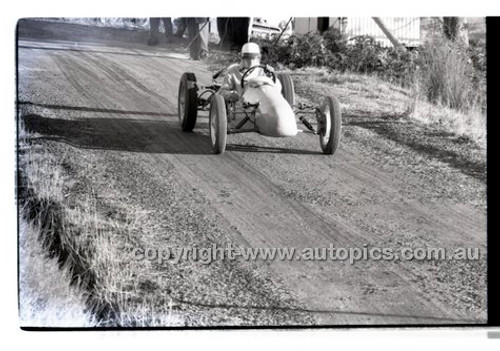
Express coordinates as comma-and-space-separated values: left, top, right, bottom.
467, 37, 486, 97
256, 33, 330, 68
256, 31, 417, 85
288, 33, 329, 67
344, 35, 385, 73
380, 48, 419, 87
417, 35, 481, 111
322, 27, 349, 54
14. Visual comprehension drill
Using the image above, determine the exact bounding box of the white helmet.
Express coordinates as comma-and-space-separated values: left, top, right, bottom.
241, 42, 261, 57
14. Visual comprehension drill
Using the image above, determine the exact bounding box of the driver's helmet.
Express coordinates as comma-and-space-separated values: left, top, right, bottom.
240, 42, 261, 69
241, 42, 261, 58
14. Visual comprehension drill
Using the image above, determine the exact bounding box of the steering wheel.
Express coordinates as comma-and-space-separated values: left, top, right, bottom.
241, 65, 276, 89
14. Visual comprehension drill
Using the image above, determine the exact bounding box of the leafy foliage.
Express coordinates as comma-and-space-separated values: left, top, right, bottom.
255, 30, 418, 86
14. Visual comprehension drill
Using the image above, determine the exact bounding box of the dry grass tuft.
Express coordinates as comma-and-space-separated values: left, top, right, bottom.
19, 220, 98, 327
418, 35, 484, 112
18, 120, 184, 327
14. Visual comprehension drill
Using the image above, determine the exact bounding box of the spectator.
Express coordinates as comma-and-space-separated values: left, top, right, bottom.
186, 17, 209, 60
148, 17, 173, 46
175, 18, 187, 39
217, 18, 250, 50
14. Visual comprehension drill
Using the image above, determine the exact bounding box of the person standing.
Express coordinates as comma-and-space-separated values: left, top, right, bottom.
175, 18, 188, 39
186, 17, 209, 60
148, 17, 173, 46
216, 17, 250, 50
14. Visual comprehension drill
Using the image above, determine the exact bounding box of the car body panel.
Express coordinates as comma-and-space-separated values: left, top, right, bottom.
242, 76, 297, 137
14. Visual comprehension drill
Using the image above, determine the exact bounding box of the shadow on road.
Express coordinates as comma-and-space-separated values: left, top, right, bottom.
19, 102, 323, 156
20, 112, 213, 155
343, 112, 486, 183
227, 144, 322, 155
18, 101, 176, 117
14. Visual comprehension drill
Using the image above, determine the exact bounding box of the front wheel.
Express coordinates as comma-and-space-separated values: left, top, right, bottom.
209, 95, 227, 154
318, 96, 342, 155
276, 72, 295, 108
178, 72, 198, 132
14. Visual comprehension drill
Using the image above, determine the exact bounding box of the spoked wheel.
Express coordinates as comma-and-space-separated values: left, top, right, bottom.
276, 72, 295, 108
178, 72, 198, 131
209, 94, 227, 154
318, 95, 342, 155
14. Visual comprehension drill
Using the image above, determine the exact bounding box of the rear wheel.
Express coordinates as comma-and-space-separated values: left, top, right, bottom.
178, 72, 198, 131
276, 72, 295, 108
318, 95, 342, 155
209, 94, 227, 154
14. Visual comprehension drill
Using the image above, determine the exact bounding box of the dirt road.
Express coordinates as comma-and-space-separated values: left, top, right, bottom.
17, 20, 487, 326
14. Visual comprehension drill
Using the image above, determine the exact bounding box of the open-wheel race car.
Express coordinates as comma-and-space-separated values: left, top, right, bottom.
177, 63, 342, 154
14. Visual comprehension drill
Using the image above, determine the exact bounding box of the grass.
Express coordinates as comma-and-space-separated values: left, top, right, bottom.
18, 122, 185, 327
19, 219, 97, 327
18, 126, 94, 327
418, 35, 484, 111
284, 67, 486, 148
410, 99, 486, 146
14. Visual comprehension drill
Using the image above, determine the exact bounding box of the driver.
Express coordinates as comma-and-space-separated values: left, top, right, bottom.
219, 42, 280, 103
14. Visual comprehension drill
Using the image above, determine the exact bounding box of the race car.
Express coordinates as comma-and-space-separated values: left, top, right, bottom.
177, 63, 342, 154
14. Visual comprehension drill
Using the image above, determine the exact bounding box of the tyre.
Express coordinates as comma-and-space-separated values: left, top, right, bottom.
209, 94, 228, 154
276, 72, 295, 108
178, 72, 198, 131
319, 95, 342, 155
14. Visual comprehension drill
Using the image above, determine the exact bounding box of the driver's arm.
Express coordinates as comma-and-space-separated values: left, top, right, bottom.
219, 69, 241, 102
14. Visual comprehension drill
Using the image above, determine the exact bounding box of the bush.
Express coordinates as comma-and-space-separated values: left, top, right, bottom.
256, 31, 417, 85
344, 35, 385, 73
322, 27, 349, 54
467, 37, 487, 93
380, 48, 419, 86
288, 33, 328, 67
256, 33, 328, 68
417, 35, 482, 111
